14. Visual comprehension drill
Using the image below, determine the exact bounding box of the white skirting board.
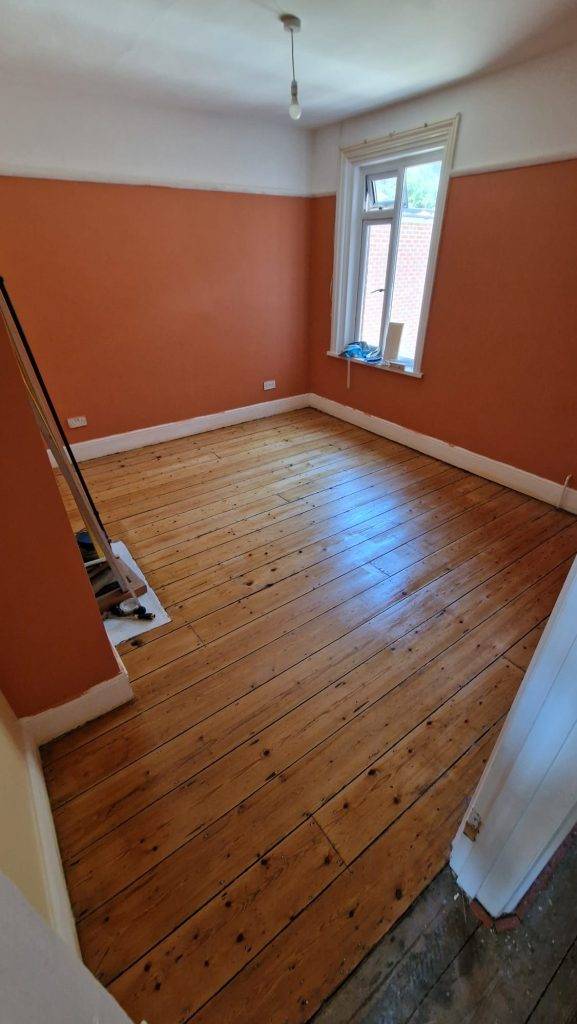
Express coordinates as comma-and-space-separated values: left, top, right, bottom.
18, 648, 133, 952
59, 389, 575, 508
21, 647, 132, 746
308, 393, 577, 514
23, 730, 80, 953
67, 394, 310, 461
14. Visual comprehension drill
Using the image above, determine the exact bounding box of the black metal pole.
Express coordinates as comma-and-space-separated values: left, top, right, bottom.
0, 276, 111, 542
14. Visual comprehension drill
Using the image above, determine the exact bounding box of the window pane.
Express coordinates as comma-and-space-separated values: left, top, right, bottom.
389, 161, 442, 362
358, 222, 391, 347
365, 174, 396, 212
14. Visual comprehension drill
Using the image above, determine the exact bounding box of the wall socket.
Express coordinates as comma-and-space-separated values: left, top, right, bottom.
67, 415, 87, 428
263, 380, 276, 391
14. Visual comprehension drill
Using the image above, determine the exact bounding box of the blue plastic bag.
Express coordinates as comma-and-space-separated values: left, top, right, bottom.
342, 342, 382, 363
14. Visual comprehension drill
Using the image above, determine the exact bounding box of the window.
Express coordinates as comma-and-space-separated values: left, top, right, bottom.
331, 117, 459, 377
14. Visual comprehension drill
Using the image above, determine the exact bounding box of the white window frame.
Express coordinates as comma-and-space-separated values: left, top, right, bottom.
330, 115, 460, 378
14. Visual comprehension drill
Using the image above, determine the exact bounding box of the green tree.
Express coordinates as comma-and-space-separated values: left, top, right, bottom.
404, 161, 441, 211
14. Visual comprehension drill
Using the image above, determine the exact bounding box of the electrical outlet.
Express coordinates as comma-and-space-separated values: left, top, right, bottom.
263, 380, 276, 391
67, 415, 87, 428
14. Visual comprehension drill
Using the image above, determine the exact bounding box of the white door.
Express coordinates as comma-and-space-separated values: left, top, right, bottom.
451, 554, 577, 917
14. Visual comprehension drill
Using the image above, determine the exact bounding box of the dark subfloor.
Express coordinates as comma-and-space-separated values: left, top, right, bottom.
314, 834, 577, 1024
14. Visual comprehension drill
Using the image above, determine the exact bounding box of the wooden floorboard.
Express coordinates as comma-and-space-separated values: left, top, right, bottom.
43, 410, 577, 1024
314, 834, 577, 1024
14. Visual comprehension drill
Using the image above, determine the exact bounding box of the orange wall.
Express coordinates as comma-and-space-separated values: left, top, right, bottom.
0, 320, 118, 716
310, 159, 577, 486
0, 178, 310, 441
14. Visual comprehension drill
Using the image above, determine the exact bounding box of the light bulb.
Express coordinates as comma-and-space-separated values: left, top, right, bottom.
289, 79, 302, 120
289, 99, 302, 120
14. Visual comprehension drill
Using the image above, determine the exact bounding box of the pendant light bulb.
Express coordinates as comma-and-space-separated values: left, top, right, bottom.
289, 79, 301, 120
280, 14, 302, 122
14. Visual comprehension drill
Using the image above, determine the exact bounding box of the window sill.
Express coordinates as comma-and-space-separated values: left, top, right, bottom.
326, 351, 423, 379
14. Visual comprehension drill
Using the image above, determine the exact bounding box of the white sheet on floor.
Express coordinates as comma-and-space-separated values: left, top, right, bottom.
103, 540, 171, 647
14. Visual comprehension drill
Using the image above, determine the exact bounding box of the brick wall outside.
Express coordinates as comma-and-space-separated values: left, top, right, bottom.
360, 213, 433, 359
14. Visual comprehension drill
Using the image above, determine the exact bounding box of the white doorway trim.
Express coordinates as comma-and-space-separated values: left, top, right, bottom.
451, 554, 577, 917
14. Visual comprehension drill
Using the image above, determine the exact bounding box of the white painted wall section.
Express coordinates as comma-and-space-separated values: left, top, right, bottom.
0, 83, 311, 196
2, 41, 576, 197
311, 41, 577, 193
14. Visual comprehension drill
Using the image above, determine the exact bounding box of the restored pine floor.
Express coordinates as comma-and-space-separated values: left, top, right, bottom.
43, 409, 577, 1023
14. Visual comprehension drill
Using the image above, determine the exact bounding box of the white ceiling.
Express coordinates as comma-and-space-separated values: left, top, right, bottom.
2, 0, 577, 127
